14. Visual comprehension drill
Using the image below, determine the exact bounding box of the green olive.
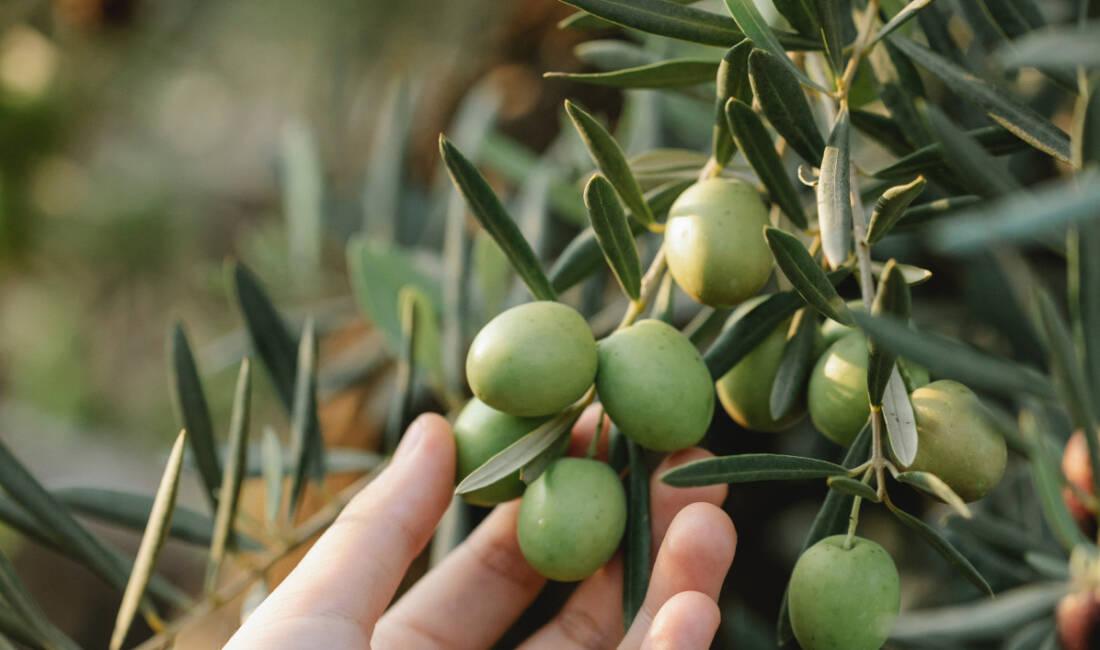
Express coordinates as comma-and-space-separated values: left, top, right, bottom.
807, 331, 871, 446
716, 298, 803, 432
788, 535, 900, 650
904, 380, 1006, 502
664, 178, 772, 307
596, 319, 714, 451
816, 300, 863, 356
517, 458, 627, 582
466, 301, 597, 417
452, 398, 554, 507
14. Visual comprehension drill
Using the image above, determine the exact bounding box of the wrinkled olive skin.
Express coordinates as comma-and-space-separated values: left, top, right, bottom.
1062, 430, 1099, 534
596, 319, 715, 451
466, 301, 597, 417
788, 535, 900, 650
664, 179, 772, 307
905, 380, 1006, 502
716, 299, 803, 432
517, 458, 627, 582
453, 398, 553, 506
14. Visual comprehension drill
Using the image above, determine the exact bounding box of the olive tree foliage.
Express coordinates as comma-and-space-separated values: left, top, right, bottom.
1, 0, 1099, 647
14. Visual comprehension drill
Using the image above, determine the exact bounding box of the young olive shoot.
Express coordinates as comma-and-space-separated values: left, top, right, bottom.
788, 535, 900, 650
516, 458, 627, 582
596, 319, 715, 452
466, 301, 597, 417
664, 179, 773, 307
904, 380, 1006, 503
452, 398, 554, 506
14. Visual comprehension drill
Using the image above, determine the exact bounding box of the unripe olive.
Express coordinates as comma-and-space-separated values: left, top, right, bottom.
466, 301, 597, 417
1058, 589, 1100, 650
596, 319, 714, 451
664, 178, 772, 307
788, 535, 900, 650
904, 380, 1006, 502
452, 398, 553, 507
517, 458, 627, 582
1062, 430, 1098, 533
716, 299, 803, 432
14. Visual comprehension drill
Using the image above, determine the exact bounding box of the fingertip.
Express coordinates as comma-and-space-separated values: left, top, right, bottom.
398, 412, 456, 469
666, 503, 737, 571
642, 591, 720, 650
650, 448, 728, 543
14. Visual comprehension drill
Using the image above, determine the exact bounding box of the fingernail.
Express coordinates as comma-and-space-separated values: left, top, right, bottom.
393, 416, 427, 462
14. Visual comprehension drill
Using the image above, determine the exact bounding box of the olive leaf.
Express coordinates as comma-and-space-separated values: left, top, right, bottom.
1019, 406, 1088, 551
574, 40, 660, 70
945, 513, 1058, 557
456, 408, 582, 495
871, 260, 931, 285
850, 109, 912, 157
439, 135, 557, 301
207, 359, 251, 592
888, 35, 1072, 163
873, 125, 1024, 180
777, 424, 872, 644
623, 438, 651, 631
1000, 24, 1100, 71
865, 176, 926, 244
818, 107, 852, 269
890, 582, 1067, 642
917, 100, 1020, 198
984, 0, 1045, 37
557, 0, 747, 47
826, 475, 880, 501
261, 427, 283, 528
749, 50, 827, 165
765, 227, 852, 325
882, 367, 919, 466
546, 59, 718, 88
287, 316, 320, 516
867, 260, 910, 406
0, 549, 78, 649
895, 471, 971, 519
725, 0, 827, 92
769, 309, 818, 420
558, 0, 704, 31
868, 41, 930, 150
893, 195, 981, 231
385, 288, 419, 454
713, 40, 753, 168
1073, 80, 1100, 168
926, 172, 1100, 254
167, 323, 220, 511
1073, 220, 1100, 402
772, 0, 820, 41
724, 99, 808, 228
278, 121, 322, 290
661, 454, 848, 486
884, 499, 993, 596
872, 0, 937, 44
549, 179, 690, 293
1023, 552, 1070, 581
852, 312, 1055, 398
110, 430, 186, 650
584, 175, 643, 300
815, 0, 849, 74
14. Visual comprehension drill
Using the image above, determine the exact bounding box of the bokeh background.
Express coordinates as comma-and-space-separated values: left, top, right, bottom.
0, 0, 1084, 647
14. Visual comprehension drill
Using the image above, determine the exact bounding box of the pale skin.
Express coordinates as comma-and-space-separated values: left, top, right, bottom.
228, 406, 736, 649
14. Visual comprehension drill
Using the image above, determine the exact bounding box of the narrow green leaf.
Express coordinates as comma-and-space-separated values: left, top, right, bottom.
882, 367, 919, 466
873, 125, 1024, 180
865, 176, 926, 244
926, 173, 1100, 254
726, 0, 827, 92
769, 309, 818, 420
0, 550, 78, 649
765, 227, 851, 324
916, 2, 966, 67
1076, 220, 1100, 402
896, 471, 971, 518
749, 50, 827, 164
558, 0, 704, 32
0, 609, 48, 650
206, 359, 251, 592
1073, 79, 1100, 168
1000, 25, 1100, 71
853, 312, 1055, 397
574, 40, 659, 70
817, 107, 852, 268
261, 427, 283, 527
713, 41, 753, 167
54, 488, 262, 551
549, 179, 691, 293
872, 0, 938, 44
888, 35, 1072, 162
983, 0, 1045, 38
850, 109, 913, 157
773, 0, 820, 41
439, 135, 556, 300
110, 430, 186, 650
867, 260, 911, 406
868, 41, 931, 149
1021, 406, 1089, 551
893, 194, 982, 231
443, 192, 473, 399
945, 513, 1058, 557
565, 101, 654, 227
385, 288, 418, 454
724, 99, 808, 228
917, 100, 1020, 198
278, 121, 322, 291
871, 260, 931, 286
168, 323, 220, 511
661, 454, 847, 486
1004, 620, 1057, 650
884, 500, 992, 596
456, 408, 583, 495
815, 0, 849, 74
584, 175, 643, 300
546, 58, 718, 88
1023, 552, 1070, 580
363, 79, 413, 239
890, 582, 1066, 642
623, 439, 651, 631
288, 316, 319, 516
777, 424, 871, 644
826, 475, 879, 501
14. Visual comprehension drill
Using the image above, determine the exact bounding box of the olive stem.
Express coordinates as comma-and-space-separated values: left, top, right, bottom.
834, 0, 882, 98
698, 157, 722, 182
586, 408, 606, 460
844, 468, 875, 549
617, 245, 668, 330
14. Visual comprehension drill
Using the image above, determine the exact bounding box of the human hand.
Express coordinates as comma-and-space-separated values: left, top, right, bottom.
227, 407, 736, 649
